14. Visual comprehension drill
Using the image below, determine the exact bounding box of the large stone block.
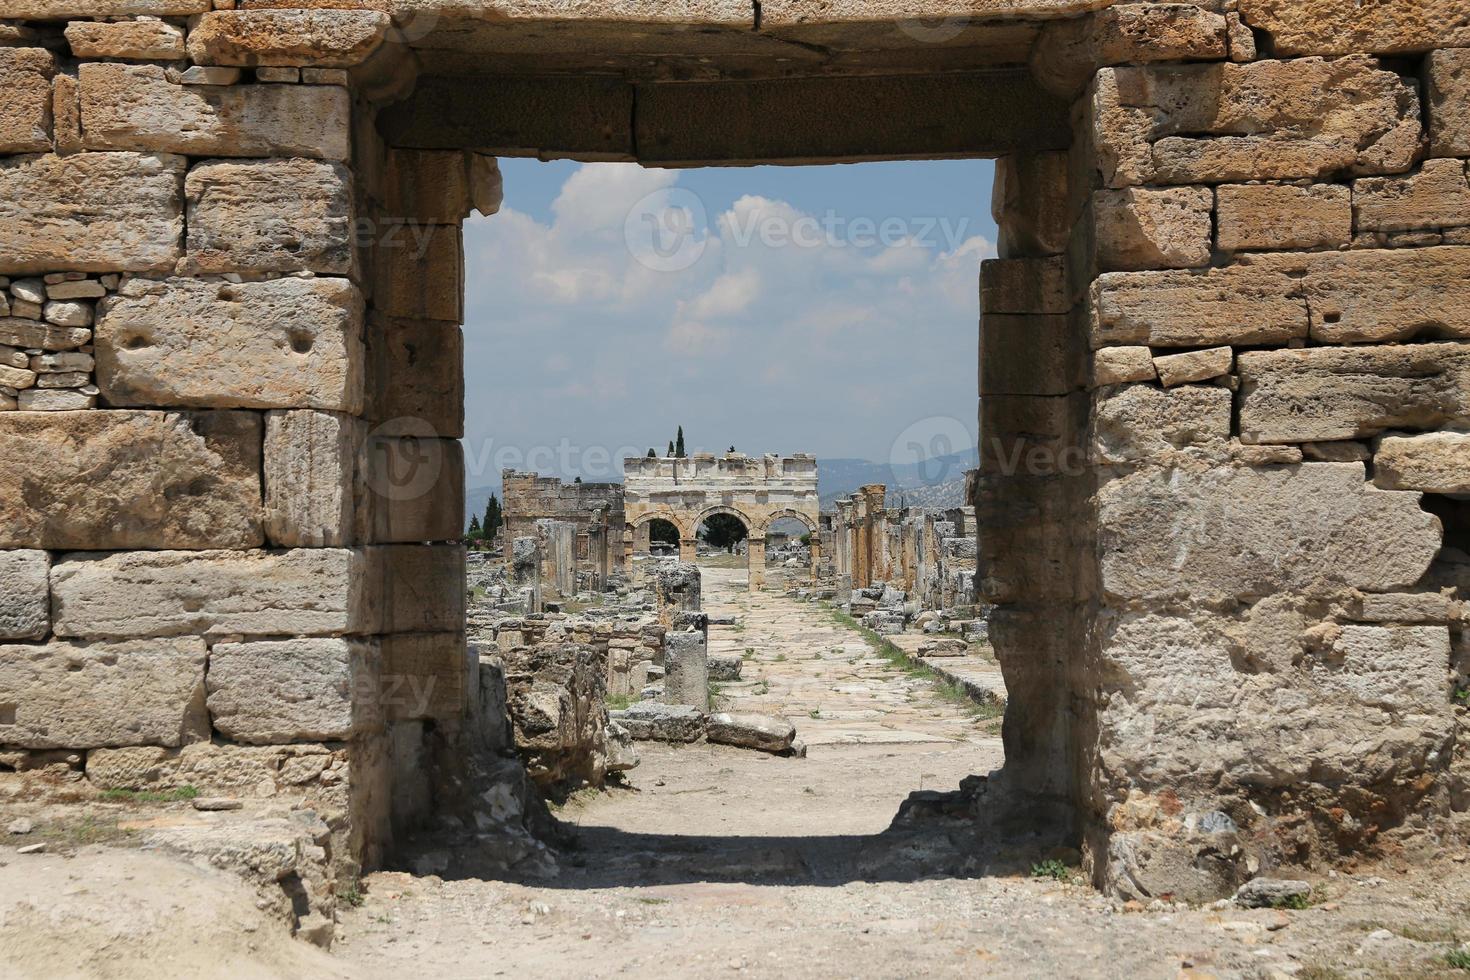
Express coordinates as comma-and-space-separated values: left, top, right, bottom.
1245, 247, 1470, 344
207, 637, 381, 744
0, 48, 55, 154
362, 436, 465, 543
1090, 265, 1307, 348
1031, 3, 1228, 97
1428, 48, 1470, 158
0, 551, 49, 641
187, 10, 389, 68
0, 638, 206, 749
370, 544, 466, 635
3, 1, 208, 14
380, 632, 467, 722
1091, 384, 1231, 465
364, 316, 464, 437
0, 411, 262, 551
264, 410, 365, 548
371, 222, 463, 323
979, 313, 1085, 396
64, 20, 187, 60
87, 741, 344, 797
1215, 183, 1351, 252
663, 630, 709, 711
95, 276, 364, 412
992, 151, 1072, 258
382, 149, 502, 224
0, 152, 184, 275
51, 549, 371, 639
184, 159, 353, 274
1091, 57, 1421, 188
1237, 0, 1470, 56
1373, 432, 1470, 493
80, 63, 350, 160
1353, 159, 1470, 234
1098, 463, 1443, 603
980, 256, 1068, 315
1092, 185, 1212, 271
1239, 343, 1470, 443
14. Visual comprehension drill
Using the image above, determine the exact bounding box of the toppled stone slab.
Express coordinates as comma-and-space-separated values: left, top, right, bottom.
96, 276, 364, 412
1099, 463, 1443, 603
606, 719, 639, 773
706, 712, 796, 754
0, 411, 263, 551
187, 10, 390, 68
207, 638, 380, 744
614, 702, 705, 743
80, 63, 350, 160
0, 550, 49, 641
1239, 343, 1470, 443
0, 637, 206, 749
52, 549, 369, 639
708, 654, 743, 681
0, 152, 185, 275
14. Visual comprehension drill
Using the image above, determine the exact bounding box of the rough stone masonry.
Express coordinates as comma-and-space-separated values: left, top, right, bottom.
0, 0, 1465, 917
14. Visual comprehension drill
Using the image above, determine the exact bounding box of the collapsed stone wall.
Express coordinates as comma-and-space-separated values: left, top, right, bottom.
501, 470, 624, 594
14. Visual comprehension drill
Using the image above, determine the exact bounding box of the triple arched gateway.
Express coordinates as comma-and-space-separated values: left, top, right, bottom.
622, 453, 821, 590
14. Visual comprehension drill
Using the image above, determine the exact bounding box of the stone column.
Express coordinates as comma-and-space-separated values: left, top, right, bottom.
807, 536, 821, 584
678, 537, 697, 563
663, 629, 710, 711
746, 535, 766, 592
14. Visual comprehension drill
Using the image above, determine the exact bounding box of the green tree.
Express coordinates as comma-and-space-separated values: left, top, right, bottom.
483, 494, 503, 538
701, 513, 747, 553
649, 519, 679, 546
468, 514, 482, 538
676, 426, 686, 458
666, 439, 675, 457
646, 448, 656, 458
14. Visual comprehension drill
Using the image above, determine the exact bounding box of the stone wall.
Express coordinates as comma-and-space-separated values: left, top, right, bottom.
501, 470, 624, 594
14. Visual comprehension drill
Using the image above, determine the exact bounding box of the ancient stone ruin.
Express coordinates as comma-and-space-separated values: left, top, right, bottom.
0, 0, 1468, 954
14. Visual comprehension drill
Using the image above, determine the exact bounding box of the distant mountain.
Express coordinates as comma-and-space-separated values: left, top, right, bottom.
464, 446, 978, 528
816, 447, 978, 509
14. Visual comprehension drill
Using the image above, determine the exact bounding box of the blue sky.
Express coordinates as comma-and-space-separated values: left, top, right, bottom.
460, 158, 996, 489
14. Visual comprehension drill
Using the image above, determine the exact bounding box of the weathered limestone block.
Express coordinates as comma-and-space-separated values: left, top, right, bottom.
80, 63, 350, 160
365, 316, 464, 438
0, 411, 261, 551
383, 150, 503, 223
614, 701, 705, 743
992, 151, 1072, 257
1098, 463, 1443, 602
1092, 346, 1156, 386
1096, 611, 1453, 805
980, 313, 1085, 396
4, 1, 208, 14
207, 638, 381, 744
87, 742, 344, 797
1090, 265, 1307, 348
1092, 384, 1231, 464
187, 10, 389, 68
184, 159, 353, 274
1239, 343, 1470, 443
663, 630, 709, 711
371, 222, 463, 322
1245, 247, 1470, 343
1092, 58, 1421, 188
370, 544, 466, 635
0, 152, 184, 275
1153, 346, 1231, 387
64, 20, 187, 60
1215, 183, 1351, 252
501, 640, 607, 791
980, 256, 1068, 315
362, 436, 465, 543
1349, 591, 1456, 623
51, 549, 371, 639
0, 551, 49, 641
380, 632, 467, 722
96, 276, 364, 412
1237, 0, 1470, 56
1354, 160, 1470, 234
1032, 3, 1228, 97
1373, 432, 1470, 493
0, 48, 55, 154
1428, 49, 1470, 158
1092, 186, 1213, 271
0, 638, 206, 749
264, 410, 365, 547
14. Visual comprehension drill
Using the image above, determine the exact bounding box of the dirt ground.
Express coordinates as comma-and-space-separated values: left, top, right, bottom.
5, 564, 1470, 978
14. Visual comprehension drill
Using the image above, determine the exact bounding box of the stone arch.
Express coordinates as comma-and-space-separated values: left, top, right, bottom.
628, 509, 693, 540
692, 504, 756, 534
755, 508, 818, 537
